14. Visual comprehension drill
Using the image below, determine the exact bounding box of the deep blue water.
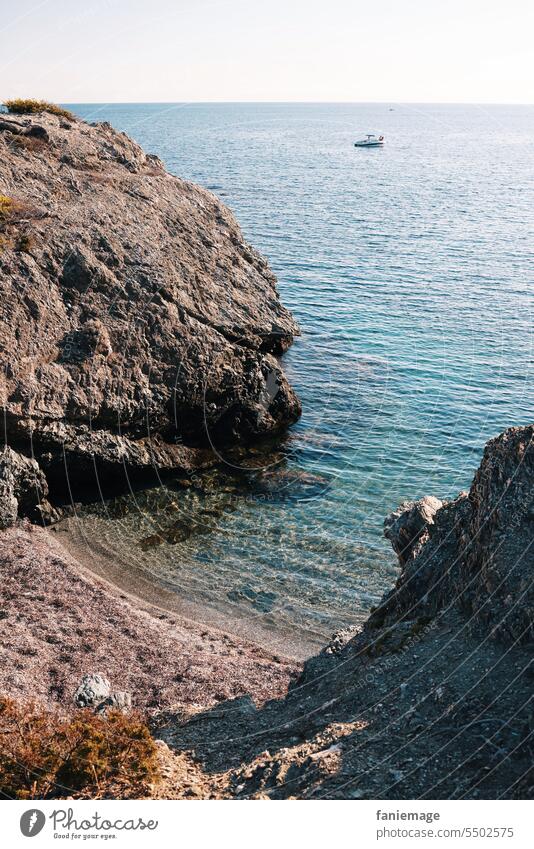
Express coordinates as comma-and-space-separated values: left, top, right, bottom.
66, 103, 533, 652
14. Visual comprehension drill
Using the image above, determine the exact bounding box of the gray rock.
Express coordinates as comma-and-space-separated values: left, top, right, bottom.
378, 425, 534, 645
74, 673, 111, 707
462, 425, 534, 643
0, 120, 22, 135
0, 479, 18, 530
384, 495, 443, 564
323, 625, 362, 656
25, 125, 49, 141
96, 690, 133, 713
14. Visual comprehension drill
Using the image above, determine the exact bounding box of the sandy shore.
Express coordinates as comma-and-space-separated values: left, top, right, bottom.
55, 515, 320, 661
0, 522, 299, 712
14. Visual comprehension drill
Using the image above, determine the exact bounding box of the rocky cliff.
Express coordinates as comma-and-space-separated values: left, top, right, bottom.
0, 110, 300, 508
373, 424, 534, 645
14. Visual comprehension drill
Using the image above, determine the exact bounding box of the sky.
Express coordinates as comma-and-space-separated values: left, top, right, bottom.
1, 0, 533, 103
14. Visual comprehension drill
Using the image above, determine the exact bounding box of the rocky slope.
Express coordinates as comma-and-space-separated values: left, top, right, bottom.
0, 110, 300, 508
1, 109, 532, 800
0, 521, 297, 712
157, 425, 533, 799
0, 424, 531, 799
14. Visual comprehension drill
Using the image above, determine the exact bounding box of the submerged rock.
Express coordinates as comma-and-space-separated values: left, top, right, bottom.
0, 112, 301, 488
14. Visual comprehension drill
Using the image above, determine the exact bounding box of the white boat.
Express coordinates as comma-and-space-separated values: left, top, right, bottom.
354, 134, 384, 148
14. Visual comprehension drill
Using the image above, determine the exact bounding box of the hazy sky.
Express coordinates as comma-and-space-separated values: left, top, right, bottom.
1, 0, 533, 103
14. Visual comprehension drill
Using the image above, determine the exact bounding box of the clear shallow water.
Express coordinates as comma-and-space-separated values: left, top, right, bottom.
67, 103, 533, 652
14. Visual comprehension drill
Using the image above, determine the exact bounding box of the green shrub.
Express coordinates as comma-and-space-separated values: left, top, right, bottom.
4, 99, 74, 120
0, 697, 159, 799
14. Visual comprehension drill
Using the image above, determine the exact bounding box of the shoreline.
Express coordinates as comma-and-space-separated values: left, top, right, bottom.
54, 515, 322, 662
0, 522, 300, 713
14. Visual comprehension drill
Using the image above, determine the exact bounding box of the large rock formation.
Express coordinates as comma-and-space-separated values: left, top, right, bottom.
0, 111, 300, 488
371, 424, 534, 644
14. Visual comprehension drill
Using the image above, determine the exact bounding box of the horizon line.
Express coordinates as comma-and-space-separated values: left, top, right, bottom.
55, 99, 534, 107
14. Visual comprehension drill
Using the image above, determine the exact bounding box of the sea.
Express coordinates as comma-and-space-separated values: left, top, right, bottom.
64, 103, 533, 656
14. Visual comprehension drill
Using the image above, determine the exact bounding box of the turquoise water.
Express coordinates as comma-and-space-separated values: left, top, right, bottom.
68, 103, 533, 651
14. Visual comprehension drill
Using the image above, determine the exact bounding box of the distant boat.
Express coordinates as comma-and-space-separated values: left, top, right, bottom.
354, 134, 384, 148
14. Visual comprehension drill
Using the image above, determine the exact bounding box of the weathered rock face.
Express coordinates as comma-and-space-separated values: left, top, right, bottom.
0, 112, 301, 483
383, 495, 443, 565
0, 446, 53, 528
462, 425, 534, 642
150, 426, 533, 801
371, 424, 534, 644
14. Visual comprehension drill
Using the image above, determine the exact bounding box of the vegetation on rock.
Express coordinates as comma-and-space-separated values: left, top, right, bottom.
0, 697, 159, 799
0, 194, 13, 221
4, 99, 74, 120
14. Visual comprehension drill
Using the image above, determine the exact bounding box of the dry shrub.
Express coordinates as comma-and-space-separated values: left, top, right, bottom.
0, 195, 13, 222
0, 195, 40, 226
4, 99, 75, 120
15, 232, 35, 253
0, 697, 159, 799
12, 135, 48, 154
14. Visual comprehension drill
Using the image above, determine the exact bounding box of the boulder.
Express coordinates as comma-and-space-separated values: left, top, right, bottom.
384, 495, 443, 564
74, 674, 111, 707
25, 125, 49, 141
96, 691, 133, 713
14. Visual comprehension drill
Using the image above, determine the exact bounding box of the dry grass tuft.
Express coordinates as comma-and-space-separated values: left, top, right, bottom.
0, 697, 160, 799
15, 232, 35, 253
